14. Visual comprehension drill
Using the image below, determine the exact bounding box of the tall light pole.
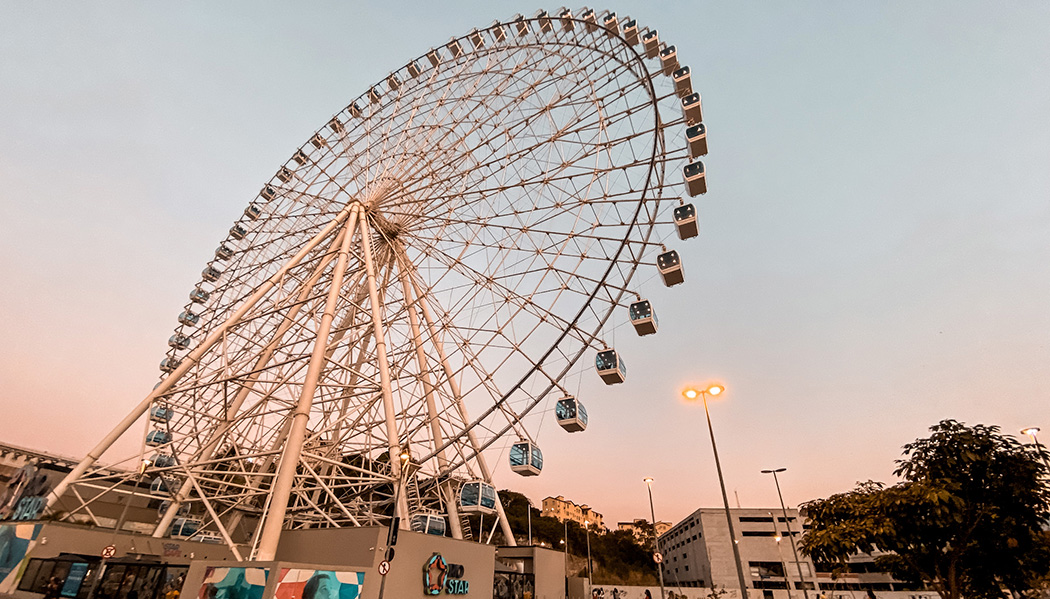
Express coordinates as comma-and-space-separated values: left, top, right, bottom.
761, 468, 811, 599
769, 512, 794, 599
644, 478, 667, 599
683, 384, 749, 599
585, 520, 593, 580
1021, 427, 1050, 470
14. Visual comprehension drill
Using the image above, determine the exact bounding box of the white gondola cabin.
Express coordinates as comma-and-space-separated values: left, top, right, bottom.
178, 310, 199, 326
491, 22, 507, 43
243, 205, 262, 221
168, 334, 191, 350
673, 66, 692, 98
215, 245, 234, 261
629, 300, 659, 336
559, 8, 574, 31
170, 517, 202, 539
623, 19, 639, 45
309, 133, 326, 150
407, 60, 422, 78
674, 203, 699, 240
682, 92, 703, 124
602, 12, 618, 35
581, 8, 597, 32
447, 38, 463, 59
468, 29, 484, 50
642, 30, 660, 59
387, 73, 402, 91
595, 349, 627, 384
510, 441, 543, 476
459, 480, 497, 514
411, 513, 448, 537
555, 396, 588, 433
349, 102, 363, 118
151, 453, 176, 469
426, 49, 441, 68
202, 266, 222, 282
683, 160, 707, 197
328, 118, 344, 134
190, 288, 210, 304
657, 250, 685, 287
146, 430, 172, 447
536, 10, 552, 33
686, 124, 707, 158
293, 150, 308, 165
157, 500, 189, 519
230, 225, 247, 240
368, 87, 381, 104
514, 15, 529, 37
150, 405, 175, 423
159, 357, 181, 373
150, 476, 173, 496
660, 44, 678, 75
277, 166, 293, 183
261, 185, 277, 200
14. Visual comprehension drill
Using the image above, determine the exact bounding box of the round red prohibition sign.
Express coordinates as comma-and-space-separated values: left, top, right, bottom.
378, 561, 391, 576
653, 552, 663, 564
101, 545, 117, 559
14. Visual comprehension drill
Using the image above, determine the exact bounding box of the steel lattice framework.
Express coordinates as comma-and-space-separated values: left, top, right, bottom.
45, 7, 704, 561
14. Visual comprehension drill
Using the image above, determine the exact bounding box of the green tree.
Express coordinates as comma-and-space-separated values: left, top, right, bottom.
799, 420, 1050, 599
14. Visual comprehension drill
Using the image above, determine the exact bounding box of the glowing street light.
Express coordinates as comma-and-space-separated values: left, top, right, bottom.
762, 468, 813, 599
644, 478, 667, 599
1021, 427, 1050, 470
681, 383, 748, 599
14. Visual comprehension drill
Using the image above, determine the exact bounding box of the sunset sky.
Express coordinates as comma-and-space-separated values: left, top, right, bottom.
1, 2, 1048, 528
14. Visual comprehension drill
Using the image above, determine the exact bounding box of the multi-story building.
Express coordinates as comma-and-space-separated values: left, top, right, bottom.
617, 519, 671, 544
540, 495, 604, 529
658, 507, 921, 599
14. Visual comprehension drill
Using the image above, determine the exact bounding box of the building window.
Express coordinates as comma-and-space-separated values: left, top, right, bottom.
740, 516, 774, 523
742, 531, 776, 537
749, 561, 786, 578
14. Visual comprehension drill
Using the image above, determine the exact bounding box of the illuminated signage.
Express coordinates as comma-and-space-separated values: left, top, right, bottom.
422, 554, 468, 595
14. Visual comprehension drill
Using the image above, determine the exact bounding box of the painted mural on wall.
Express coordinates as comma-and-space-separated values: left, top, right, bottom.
0, 462, 54, 521
273, 569, 365, 599
197, 567, 269, 599
0, 523, 43, 593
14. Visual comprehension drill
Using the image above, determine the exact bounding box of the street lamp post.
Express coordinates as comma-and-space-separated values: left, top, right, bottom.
761, 468, 812, 599
1021, 427, 1050, 470
644, 478, 667, 599
769, 512, 794, 599
683, 384, 749, 599
585, 520, 593, 580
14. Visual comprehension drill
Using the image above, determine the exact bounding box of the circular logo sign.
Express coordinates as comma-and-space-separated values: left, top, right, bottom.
653, 552, 663, 564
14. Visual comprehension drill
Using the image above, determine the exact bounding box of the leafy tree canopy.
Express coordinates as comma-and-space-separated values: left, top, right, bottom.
799, 420, 1050, 599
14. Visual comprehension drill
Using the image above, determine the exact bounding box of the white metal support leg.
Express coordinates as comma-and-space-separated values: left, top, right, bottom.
358, 215, 410, 527
255, 205, 361, 561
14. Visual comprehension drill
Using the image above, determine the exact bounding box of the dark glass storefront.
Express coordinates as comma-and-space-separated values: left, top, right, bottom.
18, 556, 187, 599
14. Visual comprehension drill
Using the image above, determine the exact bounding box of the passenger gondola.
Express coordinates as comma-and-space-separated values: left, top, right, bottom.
230, 225, 248, 240
595, 349, 627, 384
159, 357, 181, 373
150, 453, 176, 469
146, 430, 172, 447
657, 250, 685, 287
201, 266, 222, 282
660, 44, 678, 75
602, 12, 618, 35
686, 124, 707, 158
215, 245, 234, 261
673, 66, 692, 98
622, 19, 639, 45
555, 396, 588, 432
642, 30, 660, 59
510, 441, 543, 476
150, 476, 173, 496
682, 93, 703, 124
150, 405, 175, 422
190, 288, 210, 304
459, 480, 497, 514
683, 160, 707, 197
629, 300, 659, 335
674, 203, 699, 240
559, 8, 574, 31
580, 8, 597, 33
178, 310, 199, 326
170, 517, 202, 539
168, 333, 191, 350
411, 513, 448, 536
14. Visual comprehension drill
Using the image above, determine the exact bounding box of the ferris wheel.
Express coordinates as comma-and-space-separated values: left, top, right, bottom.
46, 7, 708, 560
